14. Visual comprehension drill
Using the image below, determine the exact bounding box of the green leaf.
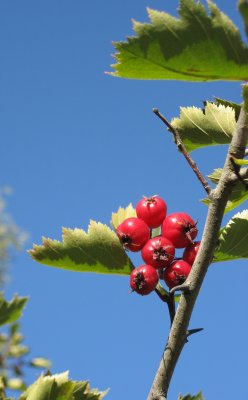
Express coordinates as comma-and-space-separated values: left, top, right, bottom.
171, 102, 236, 153
19, 371, 107, 400
7, 378, 26, 391
231, 157, 248, 166
110, 0, 248, 81
0, 294, 28, 327
111, 203, 136, 230
29, 220, 134, 275
174, 294, 181, 303
8, 344, 29, 358
214, 210, 248, 262
214, 97, 241, 120
202, 168, 248, 213
151, 226, 161, 238
29, 358, 52, 370
178, 392, 204, 400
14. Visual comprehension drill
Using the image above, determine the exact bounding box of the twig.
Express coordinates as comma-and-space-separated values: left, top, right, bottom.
147, 103, 248, 400
153, 108, 211, 195
169, 282, 190, 295
155, 284, 176, 327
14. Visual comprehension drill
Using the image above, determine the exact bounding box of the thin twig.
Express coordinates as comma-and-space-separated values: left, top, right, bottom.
155, 284, 176, 327
153, 108, 211, 195
169, 282, 191, 295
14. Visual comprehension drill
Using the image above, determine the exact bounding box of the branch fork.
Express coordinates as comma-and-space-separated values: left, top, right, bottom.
148, 98, 248, 400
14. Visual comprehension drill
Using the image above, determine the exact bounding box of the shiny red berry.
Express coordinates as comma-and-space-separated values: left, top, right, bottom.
163, 260, 191, 289
116, 217, 150, 252
162, 212, 198, 248
141, 236, 175, 269
183, 241, 201, 265
130, 265, 158, 295
136, 195, 167, 228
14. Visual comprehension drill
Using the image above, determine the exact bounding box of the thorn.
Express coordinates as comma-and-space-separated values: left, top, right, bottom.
187, 328, 204, 337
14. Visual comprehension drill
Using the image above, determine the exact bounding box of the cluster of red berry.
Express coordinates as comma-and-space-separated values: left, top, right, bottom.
116, 196, 200, 295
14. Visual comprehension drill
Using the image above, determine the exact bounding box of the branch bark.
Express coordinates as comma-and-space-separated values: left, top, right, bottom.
147, 102, 248, 400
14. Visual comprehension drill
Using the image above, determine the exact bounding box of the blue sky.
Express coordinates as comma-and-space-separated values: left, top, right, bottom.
1, 1, 248, 399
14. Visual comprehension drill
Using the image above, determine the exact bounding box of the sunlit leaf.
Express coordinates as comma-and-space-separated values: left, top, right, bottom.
8, 344, 29, 358
171, 102, 236, 153
111, 203, 136, 230
202, 168, 248, 213
7, 378, 26, 391
0, 294, 28, 327
29, 220, 134, 275
214, 210, 248, 262
231, 157, 248, 166
19, 371, 107, 400
29, 358, 52, 370
110, 0, 248, 81
214, 97, 241, 120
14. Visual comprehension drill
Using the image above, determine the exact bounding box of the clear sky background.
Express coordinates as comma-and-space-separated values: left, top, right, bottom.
1, 1, 247, 399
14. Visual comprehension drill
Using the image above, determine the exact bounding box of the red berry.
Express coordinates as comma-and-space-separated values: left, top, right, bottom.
162, 212, 198, 248
163, 260, 191, 289
183, 241, 201, 265
116, 217, 150, 252
136, 195, 167, 228
141, 236, 175, 269
130, 265, 158, 295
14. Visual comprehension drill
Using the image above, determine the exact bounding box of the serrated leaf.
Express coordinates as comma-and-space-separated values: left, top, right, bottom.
29, 220, 134, 275
214, 210, 248, 262
110, 0, 248, 81
0, 294, 28, 327
30, 358, 52, 369
178, 392, 204, 400
214, 97, 241, 120
202, 168, 248, 213
111, 203, 136, 230
171, 102, 237, 152
19, 372, 107, 400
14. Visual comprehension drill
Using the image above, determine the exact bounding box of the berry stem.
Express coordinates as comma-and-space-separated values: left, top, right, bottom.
152, 108, 211, 195
169, 282, 191, 295
155, 283, 175, 326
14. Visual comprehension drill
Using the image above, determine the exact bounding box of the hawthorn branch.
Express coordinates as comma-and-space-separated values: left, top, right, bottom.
152, 108, 211, 195
148, 102, 248, 400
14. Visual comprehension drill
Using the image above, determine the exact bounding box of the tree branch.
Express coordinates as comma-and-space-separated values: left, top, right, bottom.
152, 108, 211, 195
148, 102, 248, 400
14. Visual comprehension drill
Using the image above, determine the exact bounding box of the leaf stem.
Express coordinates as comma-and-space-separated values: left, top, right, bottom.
152, 108, 211, 195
